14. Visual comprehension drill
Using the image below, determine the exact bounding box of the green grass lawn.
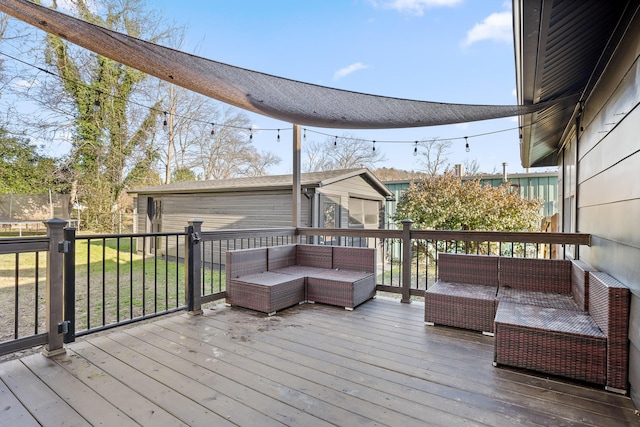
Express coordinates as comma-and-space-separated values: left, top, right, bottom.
0, 236, 225, 340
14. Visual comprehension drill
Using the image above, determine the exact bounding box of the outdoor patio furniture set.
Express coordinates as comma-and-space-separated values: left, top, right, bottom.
226, 244, 376, 315
425, 253, 630, 394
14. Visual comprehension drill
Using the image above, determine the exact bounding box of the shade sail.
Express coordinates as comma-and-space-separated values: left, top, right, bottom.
0, 0, 576, 129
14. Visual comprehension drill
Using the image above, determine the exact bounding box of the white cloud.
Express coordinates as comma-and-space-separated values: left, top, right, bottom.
463, 11, 512, 46
368, 0, 462, 16
11, 78, 39, 89
333, 62, 370, 81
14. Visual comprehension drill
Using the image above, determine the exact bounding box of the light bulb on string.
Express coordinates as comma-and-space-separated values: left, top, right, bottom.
372, 140, 376, 152
162, 111, 168, 131
277, 129, 280, 142
413, 141, 418, 156
210, 123, 215, 136
334, 136, 338, 146
303, 128, 307, 141
249, 128, 253, 142
465, 136, 470, 153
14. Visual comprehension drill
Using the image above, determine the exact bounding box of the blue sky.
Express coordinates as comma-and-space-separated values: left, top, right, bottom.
19, 0, 541, 176
151, 0, 536, 175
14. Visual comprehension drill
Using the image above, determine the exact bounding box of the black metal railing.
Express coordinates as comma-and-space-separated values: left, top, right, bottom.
0, 234, 50, 356
67, 230, 189, 337
0, 217, 590, 357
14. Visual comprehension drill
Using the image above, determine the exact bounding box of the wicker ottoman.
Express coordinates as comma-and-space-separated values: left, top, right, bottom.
494, 302, 607, 385
425, 281, 498, 334
227, 271, 305, 315
306, 269, 376, 309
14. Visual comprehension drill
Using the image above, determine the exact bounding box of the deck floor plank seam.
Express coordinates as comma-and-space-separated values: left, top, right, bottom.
0, 298, 637, 426
193, 307, 627, 426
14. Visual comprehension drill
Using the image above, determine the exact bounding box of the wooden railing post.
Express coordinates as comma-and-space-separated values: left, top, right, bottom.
43, 218, 67, 357
401, 219, 413, 304
185, 218, 203, 315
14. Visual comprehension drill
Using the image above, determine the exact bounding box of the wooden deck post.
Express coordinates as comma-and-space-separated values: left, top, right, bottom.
292, 123, 302, 243
401, 219, 413, 304
185, 218, 203, 315
43, 218, 67, 357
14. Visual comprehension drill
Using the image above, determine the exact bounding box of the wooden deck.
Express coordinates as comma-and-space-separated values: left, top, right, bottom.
1, 297, 638, 426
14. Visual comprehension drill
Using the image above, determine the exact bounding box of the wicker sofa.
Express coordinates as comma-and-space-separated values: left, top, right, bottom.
494, 271, 630, 393
424, 253, 630, 393
424, 253, 499, 335
226, 244, 376, 315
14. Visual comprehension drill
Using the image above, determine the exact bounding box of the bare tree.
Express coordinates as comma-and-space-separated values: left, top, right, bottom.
303, 139, 332, 172
463, 158, 481, 176
417, 138, 452, 176
193, 106, 280, 180
303, 133, 386, 172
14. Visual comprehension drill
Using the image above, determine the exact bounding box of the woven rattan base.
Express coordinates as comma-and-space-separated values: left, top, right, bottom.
494, 302, 607, 385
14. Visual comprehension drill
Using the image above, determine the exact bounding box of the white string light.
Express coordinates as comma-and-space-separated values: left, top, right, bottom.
0, 51, 538, 153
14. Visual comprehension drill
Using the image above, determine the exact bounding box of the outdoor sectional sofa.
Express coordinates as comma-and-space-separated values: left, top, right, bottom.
424, 253, 630, 393
226, 244, 376, 315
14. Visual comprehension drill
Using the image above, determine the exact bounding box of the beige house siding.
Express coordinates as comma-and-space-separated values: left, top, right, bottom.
559, 12, 640, 402
133, 172, 388, 266
142, 191, 305, 232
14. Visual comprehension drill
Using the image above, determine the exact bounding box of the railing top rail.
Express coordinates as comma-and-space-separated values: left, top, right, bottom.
0, 237, 49, 254
409, 230, 591, 246
296, 227, 403, 239
76, 231, 188, 240
296, 227, 590, 246
200, 227, 296, 242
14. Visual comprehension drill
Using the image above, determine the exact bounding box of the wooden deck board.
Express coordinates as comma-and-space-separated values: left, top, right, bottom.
0, 297, 638, 426
0, 359, 90, 427
280, 304, 631, 423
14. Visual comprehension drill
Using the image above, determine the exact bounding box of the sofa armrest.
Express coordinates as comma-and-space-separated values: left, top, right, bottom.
589, 271, 630, 393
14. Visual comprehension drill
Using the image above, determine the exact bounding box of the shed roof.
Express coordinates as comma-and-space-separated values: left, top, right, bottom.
131, 168, 394, 199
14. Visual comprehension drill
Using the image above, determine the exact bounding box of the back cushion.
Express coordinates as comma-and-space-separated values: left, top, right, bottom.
437, 253, 498, 286
296, 244, 333, 269
499, 257, 571, 293
268, 245, 297, 270
571, 259, 595, 311
333, 246, 375, 272
226, 247, 267, 278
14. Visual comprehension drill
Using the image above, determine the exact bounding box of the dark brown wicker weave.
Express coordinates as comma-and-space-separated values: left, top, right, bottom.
499, 257, 571, 293
425, 281, 497, 333
296, 244, 333, 269
227, 244, 377, 313
437, 253, 499, 286
589, 272, 630, 392
425, 253, 499, 334
267, 245, 297, 270
333, 246, 376, 272
306, 268, 376, 309
494, 272, 630, 393
227, 271, 305, 315
496, 288, 579, 310
494, 302, 607, 384
571, 259, 596, 311
226, 247, 267, 278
